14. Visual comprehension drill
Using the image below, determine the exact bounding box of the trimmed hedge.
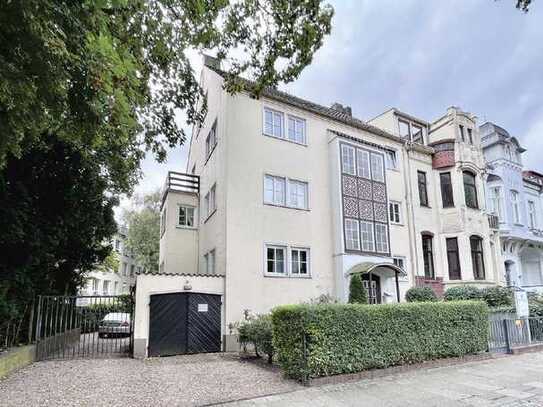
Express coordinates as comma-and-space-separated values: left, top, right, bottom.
271, 301, 489, 381
405, 287, 437, 302
238, 314, 274, 363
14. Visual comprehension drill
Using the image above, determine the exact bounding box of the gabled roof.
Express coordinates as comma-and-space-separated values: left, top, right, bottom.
206, 65, 432, 152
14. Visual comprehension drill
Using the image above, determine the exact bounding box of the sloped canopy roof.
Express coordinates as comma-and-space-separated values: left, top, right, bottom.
347, 262, 406, 276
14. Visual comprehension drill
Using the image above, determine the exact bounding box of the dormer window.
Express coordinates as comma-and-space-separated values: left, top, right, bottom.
397, 118, 425, 144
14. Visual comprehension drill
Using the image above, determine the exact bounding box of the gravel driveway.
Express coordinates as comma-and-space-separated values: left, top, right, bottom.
0, 353, 300, 407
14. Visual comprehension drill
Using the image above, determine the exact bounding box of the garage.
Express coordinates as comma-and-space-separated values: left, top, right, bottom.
148, 292, 221, 357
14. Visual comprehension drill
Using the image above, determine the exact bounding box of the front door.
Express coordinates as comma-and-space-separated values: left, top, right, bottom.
361, 274, 381, 304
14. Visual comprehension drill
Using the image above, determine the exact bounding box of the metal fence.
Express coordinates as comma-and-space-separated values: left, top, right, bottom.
488, 317, 543, 353
34, 295, 134, 360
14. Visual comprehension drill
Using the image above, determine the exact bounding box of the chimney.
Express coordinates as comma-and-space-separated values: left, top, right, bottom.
203, 54, 221, 70
331, 102, 352, 117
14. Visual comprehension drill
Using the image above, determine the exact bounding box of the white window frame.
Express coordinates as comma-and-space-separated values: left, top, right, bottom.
290, 247, 310, 277
178, 205, 196, 228
205, 119, 217, 159
264, 244, 287, 276
356, 148, 371, 179
374, 223, 389, 253
511, 190, 521, 224
288, 179, 308, 209
160, 206, 167, 237
92, 278, 100, 294
389, 201, 402, 224
263, 107, 284, 139
345, 219, 360, 251
360, 220, 375, 252
264, 174, 286, 206
528, 200, 537, 229
385, 150, 398, 170
204, 184, 217, 219
490, 186, 503, 220
370, 153, 385, 182
113, 281, 118, 295
204, 249, 216, 274
341, 144, 356, 175
287, 115, 307, 145
264, 174, 309, 210
103, 280, 110, 295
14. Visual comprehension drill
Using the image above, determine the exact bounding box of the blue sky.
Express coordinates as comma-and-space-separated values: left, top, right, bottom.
127, 0, 542, 208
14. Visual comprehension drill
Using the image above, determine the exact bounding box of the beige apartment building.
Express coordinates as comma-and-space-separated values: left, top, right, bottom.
133, 57, 503, 357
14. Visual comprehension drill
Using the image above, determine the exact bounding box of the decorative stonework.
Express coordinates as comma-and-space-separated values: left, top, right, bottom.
372, 183, 387, 203
344, 197, 359, 218
342, 175, 358, 197
359, 200, 373, 221
373, 202, 387, 222
357, 179, 373, 200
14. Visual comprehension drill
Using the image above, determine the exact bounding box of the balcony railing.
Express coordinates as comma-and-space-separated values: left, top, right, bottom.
488, 214, 500, 230
161, 172, 199, 207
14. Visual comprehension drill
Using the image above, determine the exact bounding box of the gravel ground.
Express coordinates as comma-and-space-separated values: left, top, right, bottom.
0, 353, 301, 407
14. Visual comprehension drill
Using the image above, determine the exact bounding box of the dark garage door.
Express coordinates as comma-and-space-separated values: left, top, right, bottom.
148, 292, 221, 357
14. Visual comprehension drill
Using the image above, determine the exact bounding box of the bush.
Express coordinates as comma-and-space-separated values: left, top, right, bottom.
444, 286, 482, 301
481, 286, 513, 307
271, 301, 489, 381
405, 287, 437, 302
348, 274, 368, 304
238, 314, 274, 363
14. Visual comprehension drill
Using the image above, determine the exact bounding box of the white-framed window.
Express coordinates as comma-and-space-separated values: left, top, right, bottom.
288, 179, 308, 209
266, 245, 286, 275
264, 175, 286, 206
356, 149, 371, 179
370, 153, 384, 182
205, 119, 217, 159
392, 257, 405, 271
511, 190, 521, 224
204, 249, 216, 274
341, 144, 356, 175
160, 206, 167, 237
385, 150, 397, 170
287, 115, 306, 144
528, 200, 537, 229
122, 282, 127, 294
103, 280, 110, 295
490, 187, 503, 220
114, 281, 118, 295
411, 124, 424, 144
114, 239, 121, 252
360, 221, 375, 252
178, 205, 195, 227
344, 219, 360, 251
375, 223, 389, 253
92, 279, 100, 294
389, 201, 401, 224
122, 262, 127, 276
398, 120, 410, 139
204, 184, 216, 218
263, 108, 284, 139
290, 248, 310, 276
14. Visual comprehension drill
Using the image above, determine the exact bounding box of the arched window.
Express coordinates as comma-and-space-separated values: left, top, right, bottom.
470, 236, 485, 280
463, 171, 478, 209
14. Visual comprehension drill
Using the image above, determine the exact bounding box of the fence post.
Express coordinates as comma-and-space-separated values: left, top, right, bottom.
35, 296, 43, 360
503, 319, 511, 353
27, 298, 35, 344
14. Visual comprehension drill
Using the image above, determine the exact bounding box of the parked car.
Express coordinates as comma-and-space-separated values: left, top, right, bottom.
98, 313, 131, 338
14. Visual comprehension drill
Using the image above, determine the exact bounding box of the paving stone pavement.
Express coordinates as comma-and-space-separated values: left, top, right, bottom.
221, 352, 543, 407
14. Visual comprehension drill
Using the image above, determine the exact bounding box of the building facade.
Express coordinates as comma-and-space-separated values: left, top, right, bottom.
80, 227, 140, 296
482, 122, 543, 293
133, 57, 504, 357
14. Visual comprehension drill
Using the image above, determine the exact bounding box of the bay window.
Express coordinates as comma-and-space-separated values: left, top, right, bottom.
345, 219, 360, 251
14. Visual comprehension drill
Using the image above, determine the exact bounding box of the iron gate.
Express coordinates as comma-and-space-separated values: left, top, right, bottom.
488, 317, 543, 353
34, 295, 134, 360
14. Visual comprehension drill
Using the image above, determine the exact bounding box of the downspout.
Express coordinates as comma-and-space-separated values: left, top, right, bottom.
403, 141, 419, 285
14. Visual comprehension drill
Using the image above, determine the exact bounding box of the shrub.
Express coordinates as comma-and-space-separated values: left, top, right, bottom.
238, 314, 274, 363
348, 274, 368, 304
481, 286, 513, 307
444, 286, 482, 301
405, 287, 437, 302
272, 301, 489, 381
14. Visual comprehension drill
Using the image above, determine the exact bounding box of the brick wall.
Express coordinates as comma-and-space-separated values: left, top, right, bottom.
415, 276, 445, 298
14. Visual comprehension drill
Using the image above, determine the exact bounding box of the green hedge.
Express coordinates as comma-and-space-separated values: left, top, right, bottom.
405, 287, 437, 302
271, 301, 489, 381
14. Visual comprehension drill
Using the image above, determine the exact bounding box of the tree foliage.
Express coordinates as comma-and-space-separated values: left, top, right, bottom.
348, 274, 368, 304
123, 190, 161, 273
97, 250, 120, 274
0, 0, 334, 194
0, 135, 117, 341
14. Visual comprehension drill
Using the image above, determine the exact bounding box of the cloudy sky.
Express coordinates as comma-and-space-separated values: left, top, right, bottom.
121, 0, 542, 214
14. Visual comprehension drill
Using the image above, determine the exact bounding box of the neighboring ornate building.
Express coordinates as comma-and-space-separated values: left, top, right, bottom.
132, 56, 505, 357
80, 226, 140, 296
482, 122, 543, 293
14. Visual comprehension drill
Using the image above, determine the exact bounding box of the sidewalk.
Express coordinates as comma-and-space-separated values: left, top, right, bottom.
221, 352, 543, 406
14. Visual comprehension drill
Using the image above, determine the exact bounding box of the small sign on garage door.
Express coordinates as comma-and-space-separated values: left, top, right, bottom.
198, 303, 208, 312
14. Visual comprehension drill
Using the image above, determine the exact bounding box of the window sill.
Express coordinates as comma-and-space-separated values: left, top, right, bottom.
263, 202, 310, 212
387, 167, 400, 173
203, 209, 217, 224
263, 132, 307, 147
390, 222, 404, 226
420, 204, 431, 209
176, 225, 198, 230
264, 273, 311, 279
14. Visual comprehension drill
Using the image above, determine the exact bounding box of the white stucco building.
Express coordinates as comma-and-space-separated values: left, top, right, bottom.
80, 227, 140, 296
482, 122, 543, 293
133, 57, 504, 357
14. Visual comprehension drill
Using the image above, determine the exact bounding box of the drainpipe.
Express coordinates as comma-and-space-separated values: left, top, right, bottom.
403, 141, 419, 286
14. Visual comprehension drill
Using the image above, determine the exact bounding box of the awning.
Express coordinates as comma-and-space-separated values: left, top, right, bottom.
347, 262, 407, 277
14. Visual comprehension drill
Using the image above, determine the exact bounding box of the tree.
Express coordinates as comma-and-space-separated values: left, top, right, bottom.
97, 251, 120, 274
123, 190, 161, 273
0, 0, 334, 194
0, 135, 117, 344
515, 0, 532, 12
348, 274, 368, 304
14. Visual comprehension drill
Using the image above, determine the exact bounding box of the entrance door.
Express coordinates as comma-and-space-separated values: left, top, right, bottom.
148, 292, 221, 357
361, 274, 381, 304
